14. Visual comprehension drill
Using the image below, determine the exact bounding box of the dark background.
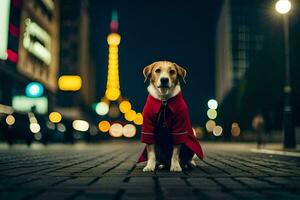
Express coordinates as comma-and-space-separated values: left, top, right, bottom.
90, 0, 221, 125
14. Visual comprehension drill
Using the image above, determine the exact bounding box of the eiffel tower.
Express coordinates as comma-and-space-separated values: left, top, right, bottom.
96, 11, 143, 137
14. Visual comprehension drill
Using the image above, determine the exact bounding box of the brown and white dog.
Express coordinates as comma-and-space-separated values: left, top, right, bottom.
140, 61, 202, 172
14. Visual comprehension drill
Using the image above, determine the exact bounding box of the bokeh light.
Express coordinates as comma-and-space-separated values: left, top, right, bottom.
193, 126, 204, 139
109, 123, 123, 137
58, 75, 82, 91
98, 120, 111, 132
119, 100, 131, 113
25, 82, 44, 98
207, 99, 218, 109
72, 120, 89, 132
105, 88, 120, 101
123, 124, 136, 138
95, 102, 109, 116
231, 126, 241, 137
231, 122, 241, 137
207, 109, 217, 119
205, 120, 216, 132
133, 113, 143, 125
275, 0, 291, 14
30, 123, 41, 133
125, 110, 136, 122
49, 111, 62, 123
213, 125, 223, 136
107, 33, 121, 45
57, 123, 66, 133
5, 115, 15, 126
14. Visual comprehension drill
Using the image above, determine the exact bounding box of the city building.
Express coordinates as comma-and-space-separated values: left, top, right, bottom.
57, 0, 96, 119
215, 0, 266, 102
0, 0, 60, 113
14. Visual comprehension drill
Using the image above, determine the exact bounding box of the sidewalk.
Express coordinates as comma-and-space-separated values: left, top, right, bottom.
0, 141, 299, 200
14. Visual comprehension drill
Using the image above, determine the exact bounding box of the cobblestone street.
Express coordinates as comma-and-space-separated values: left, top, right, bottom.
0, 142, 299, 200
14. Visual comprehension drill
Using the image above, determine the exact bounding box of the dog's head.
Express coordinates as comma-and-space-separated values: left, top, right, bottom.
143, 61, 187, 96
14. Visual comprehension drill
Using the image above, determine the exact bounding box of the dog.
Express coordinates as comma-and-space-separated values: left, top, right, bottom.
137, 61, 204, 172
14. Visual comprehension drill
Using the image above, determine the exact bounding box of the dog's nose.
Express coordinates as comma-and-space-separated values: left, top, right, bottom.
160, 78, 169, 85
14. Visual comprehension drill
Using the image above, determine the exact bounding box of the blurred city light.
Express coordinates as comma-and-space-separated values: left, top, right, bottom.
119, 100, 131, 113
125, 110, 136, 122
107, 33, 121, 45
213, 125, 223, 136
28, 112, 37, 124
5, 114, 15, 126
12, 96, 48, 114
46, 121, 55, 130
95, 102, 109, 116
231, 127, 241, 137
58, 75, 82, 91
275, 0, 291, 14
123, 124, 136, 138
193, 126, 204, 139
207, 109, 217, 119
0, 0, 11, 60
0, 104, 13, 114
205, 120, 216, 132
72, 120, 89, 132
207, 99, 218, 109
105, 87, 120, 101
231, 122, 241, 137
133, 113, 143, 125
30, 123, 41, 133
98, 120, 110, 132
57, 123, 66, 133
49, 112, 62, 123
25, 82, 44, 98
23, 18, 51, 65
109, 123, 123, 137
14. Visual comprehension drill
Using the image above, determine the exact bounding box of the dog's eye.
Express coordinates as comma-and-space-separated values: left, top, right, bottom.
169, 70, 176, 75
155, 69, 161, 73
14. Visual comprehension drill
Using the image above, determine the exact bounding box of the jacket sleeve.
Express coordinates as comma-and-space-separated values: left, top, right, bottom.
141, 104, 156, 144
171, 107, 189, 144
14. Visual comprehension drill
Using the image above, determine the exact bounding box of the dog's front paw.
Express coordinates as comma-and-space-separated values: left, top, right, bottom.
143, 160, 156, 172
189, 159, 197, 168
170, 161, 182, 172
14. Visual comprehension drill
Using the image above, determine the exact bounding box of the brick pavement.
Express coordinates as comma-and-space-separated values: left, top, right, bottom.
0, 142, 299, 200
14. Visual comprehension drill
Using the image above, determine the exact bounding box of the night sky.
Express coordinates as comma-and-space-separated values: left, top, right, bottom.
90, 0, 221, 125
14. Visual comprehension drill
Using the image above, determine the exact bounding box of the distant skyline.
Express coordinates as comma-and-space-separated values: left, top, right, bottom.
90, 0, 221, 124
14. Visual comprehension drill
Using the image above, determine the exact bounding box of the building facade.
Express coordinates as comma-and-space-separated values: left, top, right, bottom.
57, 0, 96, 119
215, 0, 266, 102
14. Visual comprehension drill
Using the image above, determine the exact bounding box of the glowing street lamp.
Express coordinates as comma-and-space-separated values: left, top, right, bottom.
275, 0, 291, 14
275, 0, 295, 148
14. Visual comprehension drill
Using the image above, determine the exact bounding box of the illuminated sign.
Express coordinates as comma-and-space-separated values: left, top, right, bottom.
58, 75, 82, 91
12, 96, 48, 114
0, 0, 11, 60
23, 18, 51, 65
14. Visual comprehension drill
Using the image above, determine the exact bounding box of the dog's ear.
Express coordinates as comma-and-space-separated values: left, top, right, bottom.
173, 63, 187, 84
143, 62, 156, 82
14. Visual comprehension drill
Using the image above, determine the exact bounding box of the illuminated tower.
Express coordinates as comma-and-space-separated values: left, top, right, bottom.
96, 11, 143, 138
105, 11, 121, 101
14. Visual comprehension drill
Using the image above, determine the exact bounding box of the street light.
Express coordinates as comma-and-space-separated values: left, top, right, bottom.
275, 0, 295, 148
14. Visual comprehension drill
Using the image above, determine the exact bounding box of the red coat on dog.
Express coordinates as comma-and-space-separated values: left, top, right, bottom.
138, 92, 204, 165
